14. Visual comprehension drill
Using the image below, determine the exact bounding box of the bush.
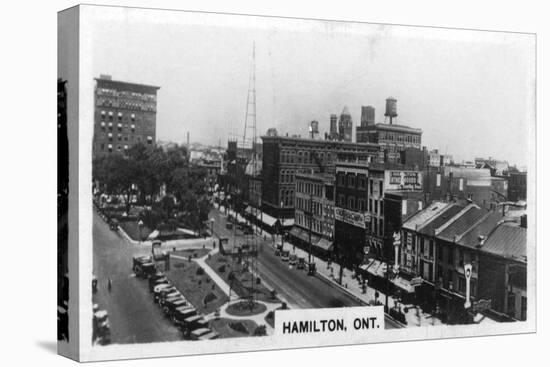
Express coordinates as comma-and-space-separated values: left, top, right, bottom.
218, 265, 226, 273
253, 325, 267, 336
196, 267, 205, 276
203, 292, 218, 305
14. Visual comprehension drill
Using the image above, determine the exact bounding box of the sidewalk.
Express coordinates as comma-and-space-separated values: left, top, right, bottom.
282, 241, 443, 327
212, 204, 443, 327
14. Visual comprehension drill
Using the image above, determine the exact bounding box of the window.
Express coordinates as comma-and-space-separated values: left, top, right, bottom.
359, 199, 366, 212
379, 218, 383, 236
458, 276, 466, 293
374, 200, 378, 215
458, 249, 464, 267
100, 143, 104, 151
108, 144, 113, 153
380, 201, 384, 216
358, 175, 367, 190
448, 247, 454, 265
369, 179, 374, 195
369, 199, 373, 212
436, 173, 441, 187
348, 174, 356, 188
447, 270, 453, 288
379, 181, 383, 196
348, 196, 355, 210
338, 194, 345, 207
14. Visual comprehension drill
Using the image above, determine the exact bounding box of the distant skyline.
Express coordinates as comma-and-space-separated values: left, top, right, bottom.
87, 7, 535, 168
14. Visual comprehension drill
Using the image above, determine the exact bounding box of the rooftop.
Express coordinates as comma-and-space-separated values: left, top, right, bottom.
457, 211, 503, 250
436, 205, 488, 243
402, 201, 453, 231
416, 204, 464, 236
481, 223, 526, 262
373, 123, 423, 134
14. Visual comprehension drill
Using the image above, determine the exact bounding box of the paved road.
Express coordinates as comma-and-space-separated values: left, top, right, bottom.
209, 209, 400, 329
92, 210, 182, 344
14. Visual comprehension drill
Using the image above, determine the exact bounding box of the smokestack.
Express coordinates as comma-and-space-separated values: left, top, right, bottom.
187, 131, 190, 147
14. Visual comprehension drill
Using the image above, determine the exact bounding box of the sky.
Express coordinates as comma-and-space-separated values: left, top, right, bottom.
87, 7, 535, 168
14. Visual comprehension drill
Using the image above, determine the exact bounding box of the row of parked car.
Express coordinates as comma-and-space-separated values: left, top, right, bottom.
133, 255, 220, 341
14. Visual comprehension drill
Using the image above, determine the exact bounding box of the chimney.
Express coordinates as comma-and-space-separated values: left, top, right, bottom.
477, 235, 486, 248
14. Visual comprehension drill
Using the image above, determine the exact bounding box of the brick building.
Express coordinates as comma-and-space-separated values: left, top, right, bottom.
260, 135, 380, 220
333, 160, 424, 268
399, 202, 527, 324
93, 75, 159, 157
291, 173, 335, 258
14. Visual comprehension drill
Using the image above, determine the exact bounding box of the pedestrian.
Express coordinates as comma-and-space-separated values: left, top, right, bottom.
107, 278, 112, 292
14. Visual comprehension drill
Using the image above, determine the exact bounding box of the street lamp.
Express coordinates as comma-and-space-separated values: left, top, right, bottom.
464, 263, 473, 309
137, 219, 144, 245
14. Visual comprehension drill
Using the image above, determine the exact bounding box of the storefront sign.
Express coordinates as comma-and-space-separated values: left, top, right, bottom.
335, 207, 369, 228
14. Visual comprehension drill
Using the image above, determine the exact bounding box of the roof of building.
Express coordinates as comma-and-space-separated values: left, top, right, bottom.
457, 211, 504, 249
481, 223, 526, 262
260, 135, 379, 149
443, 167, 491, 179
436, 205, 488, 243
341, 106, 350, 115
402, 201, 452, 231
417, 204, 464, 236
95, 76, 160, 93
373, 123, 423, 134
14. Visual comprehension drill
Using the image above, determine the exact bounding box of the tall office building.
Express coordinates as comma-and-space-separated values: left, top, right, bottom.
93, 74, 160, 157
338, 106, 353, 142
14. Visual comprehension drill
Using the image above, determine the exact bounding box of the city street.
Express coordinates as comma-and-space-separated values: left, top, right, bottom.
92, 210, 182, 344
209, 208, 401, 329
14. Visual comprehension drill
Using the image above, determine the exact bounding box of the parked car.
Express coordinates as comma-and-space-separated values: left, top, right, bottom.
198, 331, 220, 340
297, 257, 306, 270
289, 254, 298, 266
281, 250, 290, 262
92, 310, 111, 345
152, 284, 174, 302
162, 297, 188, 316
226, 222, 233, 230
189, 327, 212, 340
172, 306, 197, 325
148, 274, 169, 292
181, 315, 207, 332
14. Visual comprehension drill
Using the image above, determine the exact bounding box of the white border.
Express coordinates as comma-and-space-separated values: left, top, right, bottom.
74, 5, 537, 362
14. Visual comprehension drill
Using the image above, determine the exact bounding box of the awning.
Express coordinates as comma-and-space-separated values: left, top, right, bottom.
363, 259, 386, 278
391, 276, 415, 294
289, 226, 320, 244
314, 238, 333, 252
282, 219, 294, 227
258, 212, 278, 227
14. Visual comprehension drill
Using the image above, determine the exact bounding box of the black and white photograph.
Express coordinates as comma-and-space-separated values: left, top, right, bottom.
55, 3, 537, 362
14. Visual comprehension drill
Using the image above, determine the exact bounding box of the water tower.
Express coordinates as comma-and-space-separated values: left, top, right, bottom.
384, 97, 398, 125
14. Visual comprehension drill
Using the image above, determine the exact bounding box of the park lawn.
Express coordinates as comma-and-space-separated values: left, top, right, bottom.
205, 253, 281, 304
165, 258, 228, 315
209, 318, 259, 339
118, 220, 152, 241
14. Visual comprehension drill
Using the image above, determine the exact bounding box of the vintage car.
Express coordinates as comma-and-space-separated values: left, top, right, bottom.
281, 250, 290, 262
189, 327, 212, 340
198, 331, 220, 340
